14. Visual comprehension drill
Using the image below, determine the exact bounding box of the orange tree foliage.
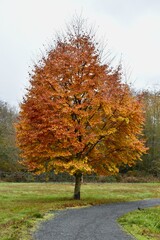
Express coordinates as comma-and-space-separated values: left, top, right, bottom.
16, 22, 146, 179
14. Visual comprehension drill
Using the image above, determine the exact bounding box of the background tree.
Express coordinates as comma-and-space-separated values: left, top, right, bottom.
16, 18, 146, 199
0, 101, 20, 172
139, 90, 160, 176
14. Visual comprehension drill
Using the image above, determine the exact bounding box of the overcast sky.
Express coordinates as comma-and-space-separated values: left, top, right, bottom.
0, 0, 160, 107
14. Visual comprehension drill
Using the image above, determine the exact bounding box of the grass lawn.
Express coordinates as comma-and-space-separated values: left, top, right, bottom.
119, 206, 160, 240
0, 182, 160, 240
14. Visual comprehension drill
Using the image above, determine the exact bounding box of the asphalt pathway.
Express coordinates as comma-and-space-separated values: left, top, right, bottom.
33, 199, 160, 240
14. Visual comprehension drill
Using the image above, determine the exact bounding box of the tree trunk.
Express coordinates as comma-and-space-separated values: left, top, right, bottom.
74, 172, 82, 200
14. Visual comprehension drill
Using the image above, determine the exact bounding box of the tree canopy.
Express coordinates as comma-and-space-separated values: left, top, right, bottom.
16, 19, 146, 199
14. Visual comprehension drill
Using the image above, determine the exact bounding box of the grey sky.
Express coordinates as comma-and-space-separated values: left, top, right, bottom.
0, 0, 160, 107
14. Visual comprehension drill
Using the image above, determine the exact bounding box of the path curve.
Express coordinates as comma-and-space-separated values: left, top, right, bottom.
33, 199, 160, 240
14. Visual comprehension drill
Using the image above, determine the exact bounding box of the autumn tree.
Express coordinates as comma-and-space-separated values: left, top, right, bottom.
16, 19, 146, 199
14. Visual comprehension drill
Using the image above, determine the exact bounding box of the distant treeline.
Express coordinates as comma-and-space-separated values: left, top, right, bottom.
0, 90, 160, 181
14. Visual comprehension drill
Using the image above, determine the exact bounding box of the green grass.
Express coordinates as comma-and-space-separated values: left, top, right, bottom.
119, 206, 160, 240
0, 182, 159, 240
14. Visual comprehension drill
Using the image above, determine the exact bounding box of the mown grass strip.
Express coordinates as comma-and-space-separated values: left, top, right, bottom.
118, 206, 160, 240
